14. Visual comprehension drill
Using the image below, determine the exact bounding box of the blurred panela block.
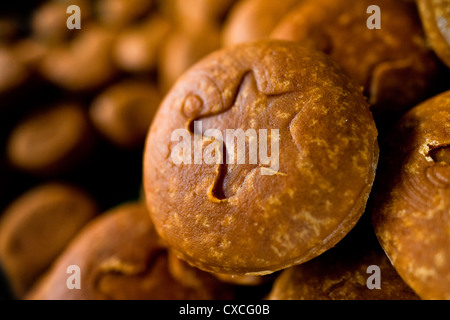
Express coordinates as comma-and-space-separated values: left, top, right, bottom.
26, 203, 235, 300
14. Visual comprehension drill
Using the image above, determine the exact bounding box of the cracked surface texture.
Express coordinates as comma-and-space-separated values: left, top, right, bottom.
144, 40, 379, 275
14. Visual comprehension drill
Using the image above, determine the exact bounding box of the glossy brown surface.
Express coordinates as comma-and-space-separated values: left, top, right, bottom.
144, 40, 379, 275
371, 90, 450, 300
0, 183, 98, 297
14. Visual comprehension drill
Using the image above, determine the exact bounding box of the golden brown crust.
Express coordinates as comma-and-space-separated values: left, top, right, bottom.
271, 0, 439, 120
144, 40, 379, 275
417, 0, 450, 68
26, 203, 234, 300
0, 183, 98, 297
371, 90, 450, 300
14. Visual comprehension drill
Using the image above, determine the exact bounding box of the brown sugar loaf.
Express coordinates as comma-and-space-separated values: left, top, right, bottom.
6, 103, 94, 176
143, 40, 379, 276
171, 0, 236, 35
271, 0, 439, 122
31, 0, 92, 44
371, 90, 450, 300
221, 0, 300, 47
157, 27, 220, 94
166, 250, 235, 298
26, 203, 235, 300
213, 272, 269, 287
95, 0, 154, 29
417, 0, 450, 68
0, 183, 98, 298
89, 79, 161, 149
38, 23, 117, 92
168, 248, 270, 289
113, 14, 172, 74
267, 214, 420, 300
